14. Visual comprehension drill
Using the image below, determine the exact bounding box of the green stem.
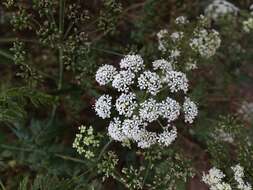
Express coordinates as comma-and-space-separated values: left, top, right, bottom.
0, 144, 87, 165
47, 0, 65, 125
97, 139, 113, 161
142, 160, 152, 187
0, 38, 39, 44
0, 180, 6, 190
90, 47, 124, 57
0, 49, 14, 60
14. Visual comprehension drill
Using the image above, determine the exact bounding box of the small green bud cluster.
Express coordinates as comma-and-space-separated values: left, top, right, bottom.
72, 125, 100, 159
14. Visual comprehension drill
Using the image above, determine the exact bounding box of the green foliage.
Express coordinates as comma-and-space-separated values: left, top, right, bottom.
0, 0, 253, 189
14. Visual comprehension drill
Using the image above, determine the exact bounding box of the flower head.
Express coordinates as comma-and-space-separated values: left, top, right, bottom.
119, 54, 144, 72
108, 117, 127, 142
139, 98, 159, 123
163, 71, 189, 93
183, 97, 198, 124
205, 0, 239, 21
159, 97, 181, 122
138, 71, 162, 95
112, 70, 135, 92
116, 93, 137, 117
157, 125, 177, 146
94, 94, 112, 119
96, 64, 117, 85
152, 59, 173, 73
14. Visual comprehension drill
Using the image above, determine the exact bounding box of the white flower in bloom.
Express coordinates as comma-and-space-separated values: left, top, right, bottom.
175, 16, 189, 24
213, 182, 232, 190
119, 54, 144, 72
183, 97, 198, 124
213, 129, 234, 143
157, 29, 168, 51
108, 117, 127, 142
238, 101, 253, 123
112, 70, 135, 92
170, 49, 181, 59
205, 0, 239, 21
157, 126, 177, 146
152, 59, 173, 73
232, 164, 252, 190
122, 116, 146, 141
137, 130, 157, 149
139, 98, 159, 122
116, 93, 137, 117
163, 71, 189, 93
159, 97, 181, 122
170, 32, 184, 42
138, 71, 162, 95
94, 94, 112, 119
95, 65, 117, 85
93, 52, 199, 148
202, 165, 251, 190
186, 58, 197, 71
190, 29, 221, 58
202, 167, 226, 186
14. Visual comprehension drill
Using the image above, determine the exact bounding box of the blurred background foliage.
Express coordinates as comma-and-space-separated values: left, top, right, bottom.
0, 0, 253, 189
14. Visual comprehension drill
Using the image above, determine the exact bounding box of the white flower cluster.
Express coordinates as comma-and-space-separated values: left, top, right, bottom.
202, 165, 252, 190
94, 54, 198, 148
238, 101, 253, 123
183, 97, 198, 124
170, 32, 184, 42
95, 65, 117, 86
202, 167, 232, 190
157, 16, 221, 61
232, 164, 252, 190
94, 94, 112, 119
157, 29, 169, 52
205, 0, 239, 21
175, 16, 189, 25
190, 29, 221, 58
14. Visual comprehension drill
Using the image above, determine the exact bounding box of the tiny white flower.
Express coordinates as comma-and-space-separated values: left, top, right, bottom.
139, 98, 160, 123
170, 32, 184, 42
202, 167, 225, 186
108, 117, 127, 142
138, 71, 162, 95
183, 97, 198, 124
122, 116, 146, 141
157, 29, 169, 51
232, 164, 252, 190
163, 71, 189, 93
95, 65, 118, 86
159, 97, 181, 122
175, 16, 189, 24
112, 70, 135, 92
205, 0, 239, 21
119, 54, 144, 72
116, 93, 137, 117
152, 59, 173, 73
137, 129, 157, 149
190, 29, 221, 58
94, 94, 112, 119
157, 125, 177, 146
170, 49, 181, 59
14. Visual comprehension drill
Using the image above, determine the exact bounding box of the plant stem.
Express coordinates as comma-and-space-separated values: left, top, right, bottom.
0, 144, 88, 165
48, 0, 65, 125
97, 139, 113, 161
0, 49, 14, 60
90, 47, 124, 57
